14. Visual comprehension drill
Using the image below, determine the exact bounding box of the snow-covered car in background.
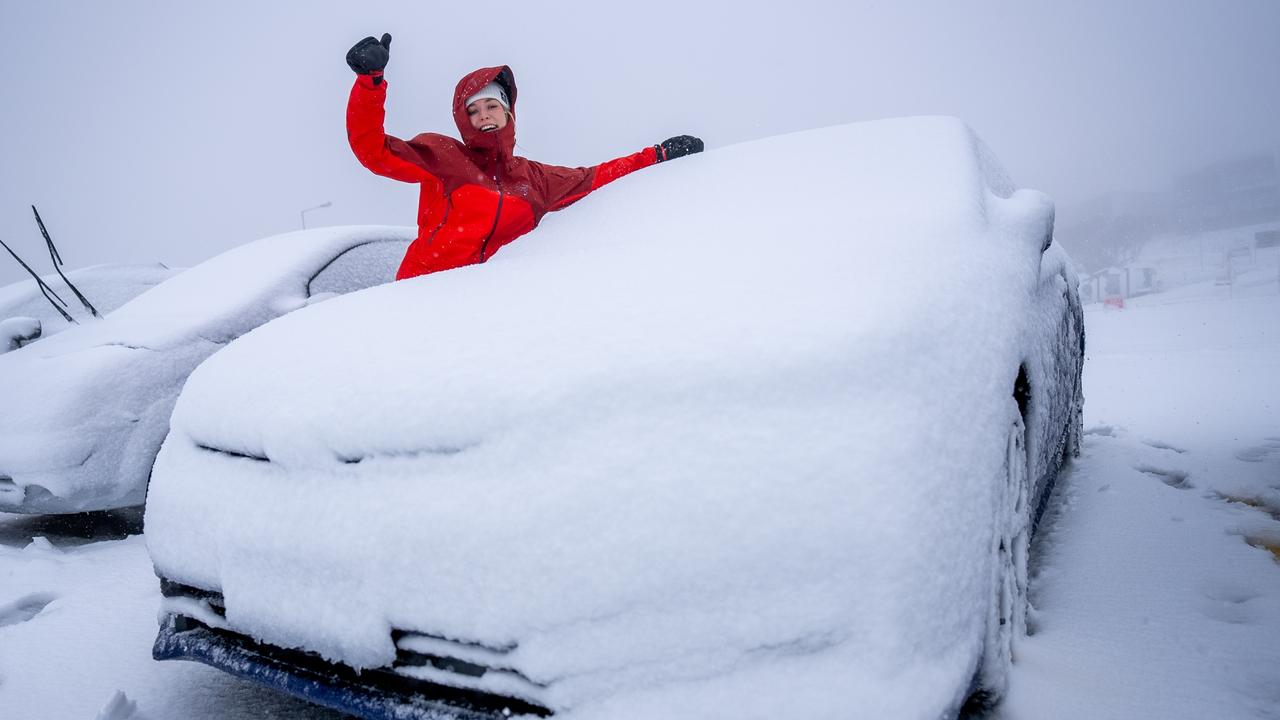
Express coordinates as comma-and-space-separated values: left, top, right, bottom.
0, 262, 181, 353
146, 117, 1084, 719
0, 227, 411, 514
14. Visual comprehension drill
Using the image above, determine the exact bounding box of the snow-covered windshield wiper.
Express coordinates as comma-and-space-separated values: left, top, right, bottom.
0, 232, 76, 325
33, 205, 99, 318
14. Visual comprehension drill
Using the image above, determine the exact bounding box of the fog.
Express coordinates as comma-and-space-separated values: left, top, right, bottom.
2, 0, 1278, 285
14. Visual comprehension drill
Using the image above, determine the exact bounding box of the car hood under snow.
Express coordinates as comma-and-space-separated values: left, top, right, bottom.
146, 117, 1057, 718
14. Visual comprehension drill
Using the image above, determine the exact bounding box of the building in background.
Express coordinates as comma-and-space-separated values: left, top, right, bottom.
1078, 266, 1159, 305
1062, 150, 1280, 296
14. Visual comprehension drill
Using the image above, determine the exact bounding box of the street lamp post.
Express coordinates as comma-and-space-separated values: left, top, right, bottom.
300, 201, 333, 229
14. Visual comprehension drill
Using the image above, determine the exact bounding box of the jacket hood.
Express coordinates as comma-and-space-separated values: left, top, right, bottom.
453, 66, 517, 160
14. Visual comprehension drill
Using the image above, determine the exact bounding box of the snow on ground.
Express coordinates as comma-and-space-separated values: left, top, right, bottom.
0, 276, 1276, 719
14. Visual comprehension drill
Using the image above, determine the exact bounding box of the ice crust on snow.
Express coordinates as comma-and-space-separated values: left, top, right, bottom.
0, 227, 410, 513
146, 117, 1072, 718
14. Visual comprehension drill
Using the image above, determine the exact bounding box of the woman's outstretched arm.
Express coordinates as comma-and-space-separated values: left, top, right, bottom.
542, 135, 703, 212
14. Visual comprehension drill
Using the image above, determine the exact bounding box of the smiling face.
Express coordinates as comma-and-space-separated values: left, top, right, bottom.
467, 99, 509, 133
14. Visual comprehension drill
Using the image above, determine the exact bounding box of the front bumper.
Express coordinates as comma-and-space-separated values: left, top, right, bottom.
153, 580, 551, 720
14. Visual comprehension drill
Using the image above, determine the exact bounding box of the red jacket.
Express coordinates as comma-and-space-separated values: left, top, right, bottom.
347, 65, 659, 280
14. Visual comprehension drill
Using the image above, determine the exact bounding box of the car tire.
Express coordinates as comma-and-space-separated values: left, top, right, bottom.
1065, 403, 1083, 460
979, 399, 1031, 699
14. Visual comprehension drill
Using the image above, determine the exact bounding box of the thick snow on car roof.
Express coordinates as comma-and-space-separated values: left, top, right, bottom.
0, 226, 411, 513
148, 117, 1059, 717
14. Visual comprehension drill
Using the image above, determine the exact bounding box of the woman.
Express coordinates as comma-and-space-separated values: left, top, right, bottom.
346, 33, 704, 280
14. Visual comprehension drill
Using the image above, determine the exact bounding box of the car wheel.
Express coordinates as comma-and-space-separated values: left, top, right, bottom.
979, 399, 1031, 699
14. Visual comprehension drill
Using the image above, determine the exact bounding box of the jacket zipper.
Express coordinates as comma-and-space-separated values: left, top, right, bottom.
477, 171, 504, 263
424, 196, 452, 246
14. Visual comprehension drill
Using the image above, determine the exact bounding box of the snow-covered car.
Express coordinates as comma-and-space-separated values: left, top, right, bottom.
0, 227, 411, 514
0, 262, 181, 353
146, 117, 1084, 719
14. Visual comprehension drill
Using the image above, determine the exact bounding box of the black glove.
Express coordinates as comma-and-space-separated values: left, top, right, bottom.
347, 33, 392, 84
655, 135, 704, 162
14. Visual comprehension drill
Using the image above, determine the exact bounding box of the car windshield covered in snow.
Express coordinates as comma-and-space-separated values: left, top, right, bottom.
0, 227, 411, 514
146, 117, 1084, 719
0, 263, 180, 353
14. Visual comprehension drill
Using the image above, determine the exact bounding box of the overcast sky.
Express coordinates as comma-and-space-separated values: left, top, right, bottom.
1, 0, 1278, 286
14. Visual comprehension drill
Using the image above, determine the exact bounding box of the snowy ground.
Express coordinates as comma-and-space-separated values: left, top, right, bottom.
2, 274, 1278, 720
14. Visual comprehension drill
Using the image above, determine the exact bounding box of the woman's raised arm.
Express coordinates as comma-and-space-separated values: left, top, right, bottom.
345, 34, 436, 184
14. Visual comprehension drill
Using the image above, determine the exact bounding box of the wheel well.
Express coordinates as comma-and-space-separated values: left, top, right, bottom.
1013, 365, 1031, 420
